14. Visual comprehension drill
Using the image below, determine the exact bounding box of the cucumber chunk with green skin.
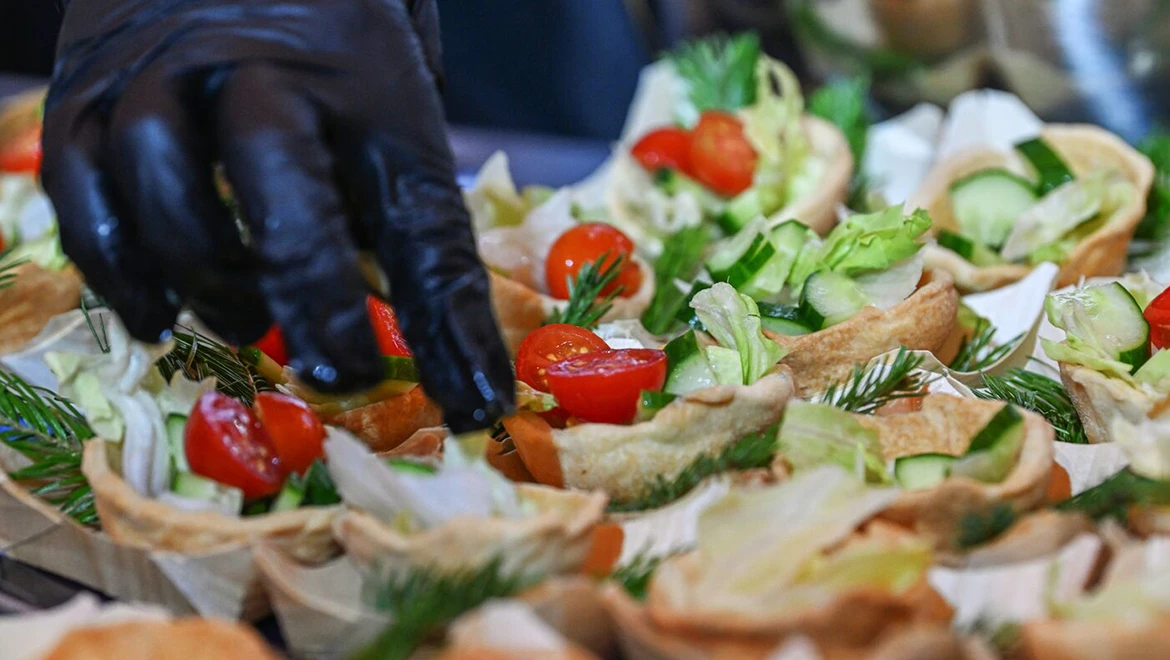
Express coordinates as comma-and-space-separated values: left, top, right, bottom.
1015, 138, 1075, 196
705, 345, 745, 386
949, 168, 1038, 248
895, 453, 957, 490
303, 460, 341, 506
386, 458, 437, 475
654, 168, 726, 214
950, 405, 1025, 483
384, 356, 421, 382
270, 472, 307, 512
799, 270, 871, 329
1136, 349, 1170, 393
707, 226, 765, 281
786, 235, 825, 299
757, 302, 815, 336
937, 229, 1005, 267
1000, 175, 1105, 262
638, 390, 677, 413
171, 472, 244, 513
663, 329, 719, 394
718, 189, 763, 235
1045, 282, 1150, 371
165, 413, 189, 474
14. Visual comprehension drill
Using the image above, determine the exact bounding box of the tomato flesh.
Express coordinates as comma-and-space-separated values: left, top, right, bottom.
516, 324, 609, 392
254, 392, 326, 476
631, 127, 692, 175
544, 349, 667, 424
253, 325, 289, 366
185, 391, 284, 500
366, 295, 413, 357
545, 223, 642, 300
0, 123, 42, 175
1145, 287, 1170, 351
688, 111, 757, 197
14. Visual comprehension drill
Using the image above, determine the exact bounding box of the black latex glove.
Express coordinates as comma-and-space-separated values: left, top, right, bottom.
42, 0, 514, 432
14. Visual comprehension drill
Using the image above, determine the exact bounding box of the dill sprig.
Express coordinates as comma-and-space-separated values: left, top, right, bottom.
544, 253, 625, 328
79, 296, 110, 354
353, 558, 537, 660
641, 225, 710, 335
609, 552, 668, 600
1056, 468, 1170, 521
666, 33, 760, 114
0, 370, 97, 526
950, 316, 1022, 372
0, 245, 24, 291
607, 427, 776, 513
974, 369, 1087, 444
956, 502, 1016, 549
156, 327, 273, 406
818, 347, 931, 414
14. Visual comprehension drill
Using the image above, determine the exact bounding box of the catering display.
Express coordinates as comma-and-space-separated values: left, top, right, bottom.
8, 31, 1170, 660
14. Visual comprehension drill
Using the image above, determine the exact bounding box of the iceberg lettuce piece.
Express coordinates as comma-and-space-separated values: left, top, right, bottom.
740, 56, 808, 215
777, 401, 890, 484
818, 207, 931, 277
1001, 173, 1107, 262
690, 282, 787, 385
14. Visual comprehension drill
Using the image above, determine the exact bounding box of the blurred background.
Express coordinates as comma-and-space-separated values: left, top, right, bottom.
3, 0, 1170, 156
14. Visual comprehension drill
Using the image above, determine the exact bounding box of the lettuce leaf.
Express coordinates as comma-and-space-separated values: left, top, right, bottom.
818, 207, 931, 276
1055, 569, 1170, 625
463, 152, 530, 232
777, 401, 890, 484
690, 282, 787, 385
1041, 338, 1136, 383
741, 55, 807, 215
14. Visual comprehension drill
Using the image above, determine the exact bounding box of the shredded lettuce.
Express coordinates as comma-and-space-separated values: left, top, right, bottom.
740, 56, 808, 215
1001, 174, 1107, 262
1041, 338, 1136, 383
818, 207, 931, 276
692, 466, 903, 614
463, 152, 532, 232
690, 283, 787, 385
1054, 569, 1170, 625
790, 530, 931, 596
777, 401, 890, 484
1041, 285, 1142, 381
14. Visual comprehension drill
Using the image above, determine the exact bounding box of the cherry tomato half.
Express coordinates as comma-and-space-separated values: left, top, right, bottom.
253, 326, 289, 366
631, 127, 692, 175
1145, 287, 1170, 351
545, 223, 642, 300
544, 349, 667, 425
0, 122, 42, 175
688, 111, 757, 197
516, 324, 609, 392
254, 392, 326, 476
185, 391, 284, 500
367, 295, 413, 357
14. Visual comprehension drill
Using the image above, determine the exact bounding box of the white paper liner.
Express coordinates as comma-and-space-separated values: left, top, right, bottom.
863, 104, 944, 206
1053, 442, 1131, 495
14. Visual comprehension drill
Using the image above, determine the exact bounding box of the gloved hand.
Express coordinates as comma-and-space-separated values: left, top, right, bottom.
42, 0, 514, 432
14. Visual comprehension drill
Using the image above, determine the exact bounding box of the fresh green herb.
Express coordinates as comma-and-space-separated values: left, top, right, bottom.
788, 0, 922, 78
0, 246, 24, 291
303, 459, 341, 506
79, 297, 110, 354
156, 328, 273, 406
544, 253, 625, 328
818, 347, 932, 414
0, 370, 97, 526
974, 369, 1087, 444
956, 502, 1017, 549
666, 33, 760, 115
353, 558, 537, 660
609, 552, 669, 600
641, 225, 711, 335
1056, 468, 1170, 521
962, 617, 1022, 656
950, 317, 1022, 372
808, 77, 870, 165
1132, 130, 1170, 256
607, 427, 777, 513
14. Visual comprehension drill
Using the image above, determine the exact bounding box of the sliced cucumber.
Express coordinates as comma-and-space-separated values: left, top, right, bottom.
718, 189, 763, 235
654, 168, 726, 212
948, 168, 1038, 249
1015, 138, 1075, 196
270, 472, 307, 512
894, 453, 957, 490
386, 458, 438, 475
1046, 282, 1150, 371
705, 345, 744, 386
757, 302, 815, 336
950, 406, 1025, 483
384, 356, 421, 382
937, 229, 1004, 267
165, 413, 189, 474
172, 472, 244, 513
664, 329, 718, 395
786, 235, 825, 299
1136, 349, 1170, 391
636, 390, 678, 422
799, 271, 871, 329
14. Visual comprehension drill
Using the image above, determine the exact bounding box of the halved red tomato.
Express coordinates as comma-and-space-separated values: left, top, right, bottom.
631, 127, 692, 174
1145, 287, 1170, 351
688, 111, 757, 197
254, 392, 326, 476
185, 391, 284, 499
366, 295, 412, 357
516, 324, 609, 392
544, 349, 667, 425
253, 325, 289, 366
0, 122, 41, 174
545, 223, 642, 300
